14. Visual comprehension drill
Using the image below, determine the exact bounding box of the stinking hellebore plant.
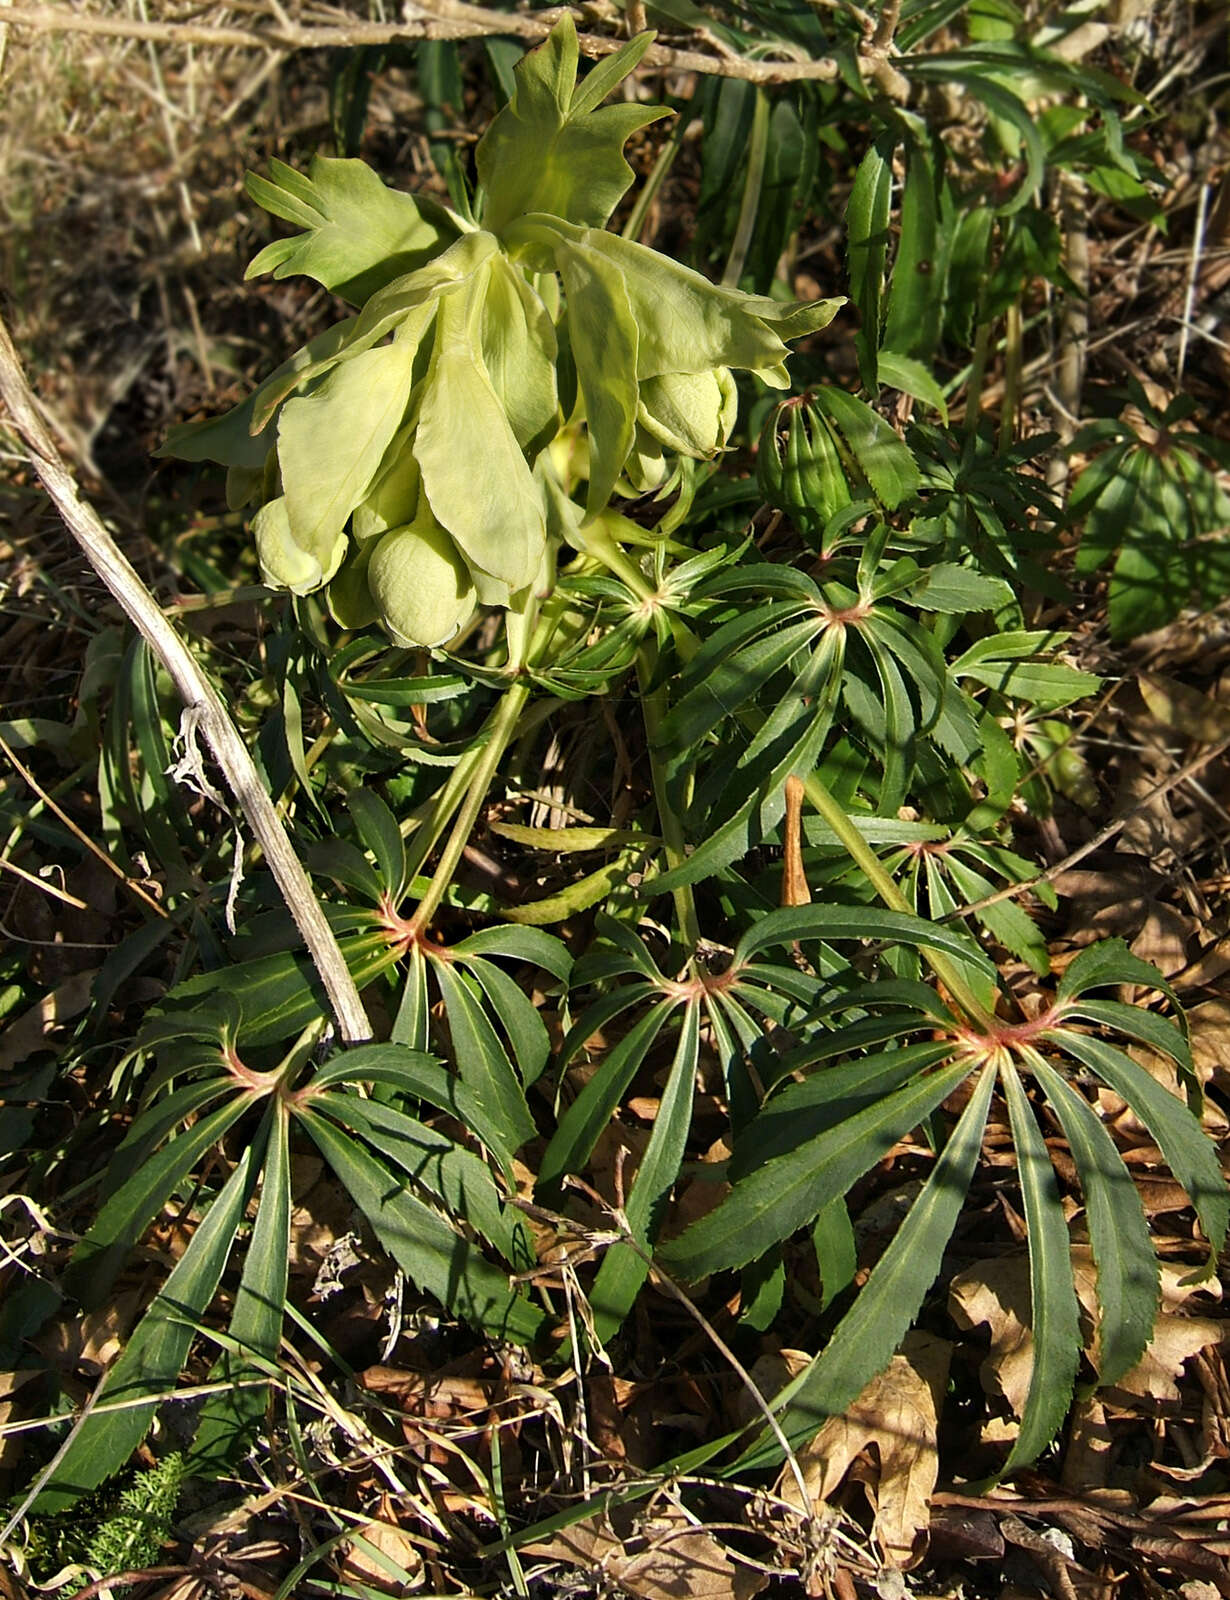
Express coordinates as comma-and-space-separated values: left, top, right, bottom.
161, 16, 840, 655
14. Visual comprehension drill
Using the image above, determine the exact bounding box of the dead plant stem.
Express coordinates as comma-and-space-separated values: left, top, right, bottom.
1, 2, 842, 84
0, 313, 373, 1042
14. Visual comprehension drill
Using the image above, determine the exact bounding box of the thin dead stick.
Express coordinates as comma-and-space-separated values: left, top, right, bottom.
0, 312, 373, 1043
942, 730, 1230, 926
0, 0, 842, 83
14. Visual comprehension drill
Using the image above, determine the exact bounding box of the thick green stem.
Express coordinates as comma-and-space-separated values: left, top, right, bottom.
801, 769, 995, 1027
409, 677, 533, 934
999, 299, 1023, 454
964, 320, 991, 437
637, 641, 702, 957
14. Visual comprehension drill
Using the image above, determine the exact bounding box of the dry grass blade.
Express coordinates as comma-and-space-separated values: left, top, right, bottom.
0, 310, 373, 1043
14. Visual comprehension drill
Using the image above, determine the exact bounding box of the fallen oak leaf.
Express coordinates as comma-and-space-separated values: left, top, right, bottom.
950, 1248, 1222, 1417
522, 1503, 766, 1600
736, 1333, 950, 1570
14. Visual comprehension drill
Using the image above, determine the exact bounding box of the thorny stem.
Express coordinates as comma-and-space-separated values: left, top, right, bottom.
800, 768, 996, 1028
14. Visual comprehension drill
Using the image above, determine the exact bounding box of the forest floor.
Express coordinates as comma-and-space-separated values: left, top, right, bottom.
2, 3, 1230, 1598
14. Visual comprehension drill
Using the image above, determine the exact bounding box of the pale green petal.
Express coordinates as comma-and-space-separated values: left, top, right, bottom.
638, 369, 729, 457
253, 495, 346, 593
553, 238, 640, 518
414, 277, 546, 590
352, 425, 421, 544
368, 520, 476, 648
480, 254, 559, 451
277, 332, 421, 582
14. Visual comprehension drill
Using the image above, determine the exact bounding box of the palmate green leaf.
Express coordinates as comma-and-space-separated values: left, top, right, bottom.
734, 903, 995, 977
428, 963, 536, 1163
348, 790, 407, 902
652, 688, 836, 895
1051, 1029, 1229, 1267
659, 1058, 970, 1282
245, 154, 457, 304
301, 1110, 544, 1347
305, 1043, 512, 1164
808, 386, 921, 510
272, 333, 422, 591
67, 1091, 254, 1308
812, 1197, 857, 1310
317, 1091, 520, 1265
450, 924, 574, 981
1057, 938, 1182, 1007
876, 350, 949, 421
159, 931, 399, 1049
733, 1060, 996, 1469
903, 563, 1014, 614
1029, 1056, 1158, 1387
883, 137, 941, 363
477, 16, 668, 234
415, 277, 546, 590
728, 1042, 954, 1179
1000, 1062, 1082, 1472
951, 630, 1099, 708
538, 998, 682, 1198
657, 614, 819, 755
37, 1143, 260, 1513
191, 1103, 292, 1472
590, 1000, 701, 1341
455, 955, 552, 1086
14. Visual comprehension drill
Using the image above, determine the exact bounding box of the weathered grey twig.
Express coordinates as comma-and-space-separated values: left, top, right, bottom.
0, 1, 842, 83
0, 312, 374, 1043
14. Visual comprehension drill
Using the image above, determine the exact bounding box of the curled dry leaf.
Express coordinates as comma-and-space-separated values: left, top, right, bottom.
522, 1503, 766, 1600
335, 1496, 424, 1595
738, 1332, 950, 1570
950, 1248, 1222, 1417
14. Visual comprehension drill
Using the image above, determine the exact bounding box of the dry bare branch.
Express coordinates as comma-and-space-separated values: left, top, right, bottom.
1, 1, 842, 84
0, 310, 374, 1044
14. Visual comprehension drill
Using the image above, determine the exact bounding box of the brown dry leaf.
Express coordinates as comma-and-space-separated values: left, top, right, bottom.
949, 1255, 1036, 1417
335, 1497, 424, 1594
523, 1504, 766, 1600
0, 968, 95, 1070
950, 1249, 1223, 1414
747, 1335, 949, 1569
1139, 673, 1230, 744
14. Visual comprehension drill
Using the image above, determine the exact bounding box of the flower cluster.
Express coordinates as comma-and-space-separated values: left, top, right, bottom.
161, 17, 841, 647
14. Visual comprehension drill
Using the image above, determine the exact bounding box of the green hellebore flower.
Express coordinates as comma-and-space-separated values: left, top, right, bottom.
367, 503, 477, 649
637, 368, 737, 459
